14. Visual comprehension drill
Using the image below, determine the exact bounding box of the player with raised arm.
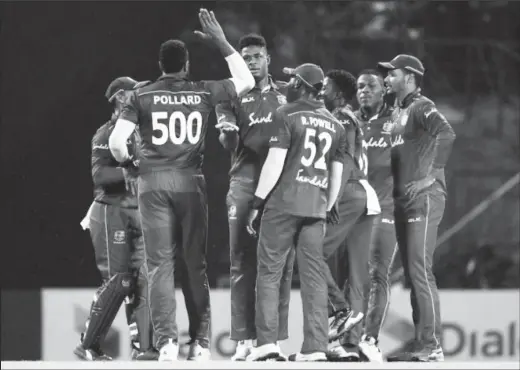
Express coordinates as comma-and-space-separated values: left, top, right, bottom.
215, 33, 292, 361
354, 69, 401, 362
75, 77, 156, 361
318, 69, 381, 362
108, 9, 254, 362
378, 54, 456, 362
245, 64, 346, 362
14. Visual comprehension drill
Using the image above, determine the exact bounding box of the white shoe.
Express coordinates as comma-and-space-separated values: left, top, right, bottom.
328, 310, 364, 342
187, 340, 211, 361
327, 344, 360, 362
359, 335, 384, 363
288, 352, 327, 362
158, 339, 179, 362
246, 343, 280, 361
231, 339, 254, 361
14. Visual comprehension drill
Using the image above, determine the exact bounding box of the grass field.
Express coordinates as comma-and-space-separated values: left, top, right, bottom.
2, 362, 519, 369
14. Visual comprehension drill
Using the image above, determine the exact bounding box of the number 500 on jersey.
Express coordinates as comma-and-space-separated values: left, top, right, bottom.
152, 111, 203, 145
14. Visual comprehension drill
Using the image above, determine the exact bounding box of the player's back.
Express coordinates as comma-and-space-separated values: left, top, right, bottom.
267, 99, 345, 219
128, 76, 236, 174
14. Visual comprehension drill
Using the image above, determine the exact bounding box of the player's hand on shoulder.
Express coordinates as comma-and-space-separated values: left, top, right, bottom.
194, 8, 226, 43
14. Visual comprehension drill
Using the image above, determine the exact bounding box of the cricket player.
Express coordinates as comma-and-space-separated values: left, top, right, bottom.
354, 69, 401, 362
75, 77, 155, 361
215, 33, 293, 361
108, 9, 254, 362
378, 54, 456, 362
245, 64, 346, 362
318, 69, 381, 362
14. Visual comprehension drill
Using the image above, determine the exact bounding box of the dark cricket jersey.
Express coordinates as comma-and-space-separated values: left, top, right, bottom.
265, 99, 347, 219
215, 78, 288, 182
332, 106, 367, 184
356, 104, 402, 209
390, 90, 456, 202
92, 120, 137, 208
120, 75, 237, 174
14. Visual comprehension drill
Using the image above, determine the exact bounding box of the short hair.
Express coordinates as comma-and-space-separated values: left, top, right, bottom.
159, 39, 188, 73
358, 69, 385, 87
326, 69, 357, 101
238, 33, 267, 51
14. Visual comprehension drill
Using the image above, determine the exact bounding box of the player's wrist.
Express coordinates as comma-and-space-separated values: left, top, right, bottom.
251, 195, 265, 210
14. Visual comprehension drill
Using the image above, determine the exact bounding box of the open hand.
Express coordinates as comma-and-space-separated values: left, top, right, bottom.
405, 175, 435, 199
194, 8, 226, 42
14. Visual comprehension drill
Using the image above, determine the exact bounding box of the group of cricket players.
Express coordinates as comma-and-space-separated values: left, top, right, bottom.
75, 8, 456, 363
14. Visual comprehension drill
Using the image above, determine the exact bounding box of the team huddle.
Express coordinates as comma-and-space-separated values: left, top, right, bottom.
76, 9, 456, 363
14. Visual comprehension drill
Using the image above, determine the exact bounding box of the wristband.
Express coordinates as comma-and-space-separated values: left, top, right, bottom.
251, 195, 265, 210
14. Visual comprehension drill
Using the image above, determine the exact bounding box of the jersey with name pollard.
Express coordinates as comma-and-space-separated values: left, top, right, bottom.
120, 75, 237, 174
356, 104, 402, 210
215, 79, 288, 182
266, 99, 346, 219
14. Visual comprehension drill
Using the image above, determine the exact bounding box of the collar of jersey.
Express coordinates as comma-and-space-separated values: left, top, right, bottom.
157, 74, 188, 82
398, 88, 421, 109
250, 75, 279, 93
359, 102, 393, 122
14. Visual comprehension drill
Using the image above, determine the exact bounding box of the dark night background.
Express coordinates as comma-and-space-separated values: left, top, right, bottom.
1, 0, 519, 361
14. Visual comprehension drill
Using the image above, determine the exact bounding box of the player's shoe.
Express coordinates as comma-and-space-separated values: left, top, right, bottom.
231, 339, 254, 361
327, 344, 360, 362
73, 344, 112, 361
328, 309, 364, 342
359, 335, 384, 363
246, 343, 280, 361
187, 340, 211, 361
135, 348, 160, 361
387, 346, 444, 362
158, 338, 179, 362
288, 352, 327, 362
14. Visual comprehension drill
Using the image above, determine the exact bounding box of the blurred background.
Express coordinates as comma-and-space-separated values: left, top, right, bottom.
1, 0, 519, 362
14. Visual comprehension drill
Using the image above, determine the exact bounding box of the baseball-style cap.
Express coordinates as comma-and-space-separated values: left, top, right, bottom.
378, 54, 425, 76
105, 76, 140, 102
283, 63, 325, 89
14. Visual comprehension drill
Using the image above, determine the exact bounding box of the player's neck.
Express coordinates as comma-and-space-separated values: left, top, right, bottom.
255, 76, 269, 91
361, 101, 383, 119
396, 86, 417, 105
161, 71, 187, 79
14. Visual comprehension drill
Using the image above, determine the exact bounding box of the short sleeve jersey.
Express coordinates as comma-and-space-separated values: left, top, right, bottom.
120, 76, 237, 174
265, 99, 347, 219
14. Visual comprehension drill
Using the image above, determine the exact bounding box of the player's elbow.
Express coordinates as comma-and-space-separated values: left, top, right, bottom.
232, 73, 255, 97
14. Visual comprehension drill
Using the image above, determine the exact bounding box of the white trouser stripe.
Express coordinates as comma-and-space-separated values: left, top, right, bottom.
423, 195, 439, 347
104, 204, 111, 279
377, 241, 398, 335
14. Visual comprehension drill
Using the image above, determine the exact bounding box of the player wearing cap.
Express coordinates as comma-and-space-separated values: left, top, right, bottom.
378, 54, 456, 362
245, 64, 346, 362
108, 9, 254, 362
353, 69, 400, 362
317, 69, 381, 362
214, 33, 293, 361
75, 77, 156, 361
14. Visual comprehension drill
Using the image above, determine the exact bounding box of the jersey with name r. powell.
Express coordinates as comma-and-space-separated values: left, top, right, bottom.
266, 99, 346, 219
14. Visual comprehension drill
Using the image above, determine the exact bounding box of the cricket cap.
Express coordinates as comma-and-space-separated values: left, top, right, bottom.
283, 63, 325, 89
378, 54, 425, 76
105, 76, 142, 102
